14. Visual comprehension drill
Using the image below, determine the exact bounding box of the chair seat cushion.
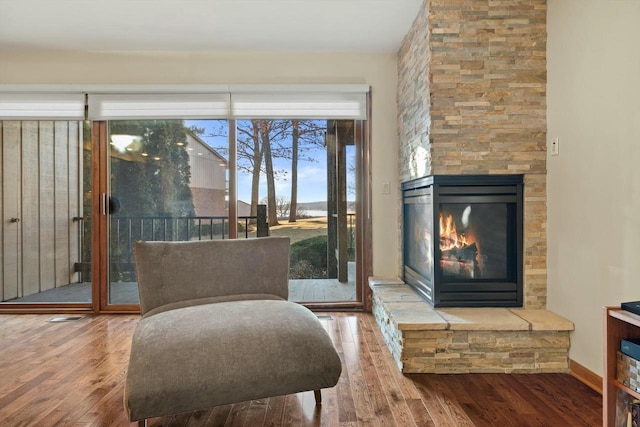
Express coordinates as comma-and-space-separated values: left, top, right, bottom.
124, 299, 342, 421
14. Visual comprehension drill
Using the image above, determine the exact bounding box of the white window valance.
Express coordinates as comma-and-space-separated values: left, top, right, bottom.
87, 93, 231, 120
231, 92, 367, 119
0, 93, 85, 120
0, 84, 369, 120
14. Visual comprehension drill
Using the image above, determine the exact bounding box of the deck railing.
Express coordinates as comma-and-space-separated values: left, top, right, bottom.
111, 215, 257, 243
110, 213, 355, 254
109, 215, 266, 280
76, 209, 355, 282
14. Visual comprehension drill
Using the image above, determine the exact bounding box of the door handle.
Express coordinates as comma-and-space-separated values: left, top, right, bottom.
10, 217, 20, 223
109, 196, 121, 215
102, 194, 121, 215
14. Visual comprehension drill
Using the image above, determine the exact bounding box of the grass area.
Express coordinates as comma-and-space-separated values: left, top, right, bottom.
245, 217, 331, 279
247, 216, 328, 244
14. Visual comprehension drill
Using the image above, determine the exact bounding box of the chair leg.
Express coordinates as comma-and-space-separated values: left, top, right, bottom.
314, 389, 322, 405
138, 420, 147, 427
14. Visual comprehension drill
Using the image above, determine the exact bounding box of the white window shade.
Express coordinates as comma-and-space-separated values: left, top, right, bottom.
1, 85, 369, 120
0, 93, 85, 120
231, 92, 368, 119
87, 93, 230, 120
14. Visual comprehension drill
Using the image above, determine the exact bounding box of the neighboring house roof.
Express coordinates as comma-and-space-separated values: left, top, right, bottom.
185, 132, 228, 166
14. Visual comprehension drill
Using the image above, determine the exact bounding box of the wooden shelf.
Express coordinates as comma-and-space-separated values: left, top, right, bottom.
604, 306, 640, 426
610, 308, 640, 328
614, 379, 640, 400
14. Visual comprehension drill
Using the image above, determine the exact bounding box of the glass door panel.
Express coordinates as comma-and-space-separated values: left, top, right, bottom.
0, 120, 91, 305
106, 120, 228, 306
103, 118, 361, 308
225, 119, 358, 304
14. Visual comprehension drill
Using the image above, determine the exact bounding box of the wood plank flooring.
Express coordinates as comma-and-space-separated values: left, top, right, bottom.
0, 312, 602, 426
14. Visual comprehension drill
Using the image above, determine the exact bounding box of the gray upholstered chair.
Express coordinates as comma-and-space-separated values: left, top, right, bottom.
124, 237, 342, 426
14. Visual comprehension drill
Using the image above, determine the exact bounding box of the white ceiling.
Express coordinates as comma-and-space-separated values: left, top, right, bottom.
0, 0, 423, 53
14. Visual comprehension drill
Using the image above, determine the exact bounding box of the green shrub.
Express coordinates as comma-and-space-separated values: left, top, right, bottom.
289, 235, 328, 279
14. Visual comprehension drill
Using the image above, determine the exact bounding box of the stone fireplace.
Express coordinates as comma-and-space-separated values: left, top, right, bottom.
402, 174, 523, 307
397, 0, 548, 310
366, 1, 573, 374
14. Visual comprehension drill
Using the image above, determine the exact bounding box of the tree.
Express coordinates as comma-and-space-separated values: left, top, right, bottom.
110, 120, 195, 218
347, 148, 357, 197
108, 120, 195, 280
275, 196, 290, 219
289, 120, 299, 223
236, 120, 263, 220
198, 119, 324, 225
288, 120, 325, 222
260, 121, 279, 226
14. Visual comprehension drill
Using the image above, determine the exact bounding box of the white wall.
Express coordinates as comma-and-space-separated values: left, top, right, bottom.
547, 0, 640, 376
0, 50, 401, 279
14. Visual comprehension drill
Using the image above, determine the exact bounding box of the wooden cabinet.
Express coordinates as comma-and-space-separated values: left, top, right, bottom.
604, 306, 640, 426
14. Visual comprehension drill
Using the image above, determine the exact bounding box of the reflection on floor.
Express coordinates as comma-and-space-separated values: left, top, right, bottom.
6, 263, 356, 304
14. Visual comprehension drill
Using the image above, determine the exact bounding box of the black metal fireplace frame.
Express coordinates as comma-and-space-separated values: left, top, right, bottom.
402, 174, 523, 308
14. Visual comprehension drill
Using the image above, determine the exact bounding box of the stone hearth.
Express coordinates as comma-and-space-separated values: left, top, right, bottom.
370, 278, 573, 374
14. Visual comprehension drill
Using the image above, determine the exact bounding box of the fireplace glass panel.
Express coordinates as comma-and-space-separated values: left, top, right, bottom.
439, 203, 509, 281
404, 196, 433, 283
402, 175, 523, 307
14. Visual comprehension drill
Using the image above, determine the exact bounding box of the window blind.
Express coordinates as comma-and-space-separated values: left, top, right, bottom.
1, 85, 370, 120
87, 93, 231, 120
231, 92, 367, 119
0, 93, 85, 120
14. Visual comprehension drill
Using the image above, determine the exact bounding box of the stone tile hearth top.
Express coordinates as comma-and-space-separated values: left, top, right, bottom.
366, 284, 424, 303
510, 308, 575, 331
369, 277, 574, 332
380, 302, 448, 330
437, 308, 529, 331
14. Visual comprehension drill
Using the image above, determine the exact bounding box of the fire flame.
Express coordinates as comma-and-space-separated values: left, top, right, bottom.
439, 213, 471, 250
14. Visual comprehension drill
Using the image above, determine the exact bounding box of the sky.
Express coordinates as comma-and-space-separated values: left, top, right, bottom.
185, 119, 354, 205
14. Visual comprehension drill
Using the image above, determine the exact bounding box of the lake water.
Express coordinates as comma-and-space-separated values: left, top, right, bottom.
304, 210, 328, 217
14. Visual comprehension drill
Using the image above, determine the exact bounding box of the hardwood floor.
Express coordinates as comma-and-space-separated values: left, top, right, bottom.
0, 312, 601, 426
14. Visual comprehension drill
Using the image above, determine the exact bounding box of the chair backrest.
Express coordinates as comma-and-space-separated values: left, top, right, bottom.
133, 237, 290, 315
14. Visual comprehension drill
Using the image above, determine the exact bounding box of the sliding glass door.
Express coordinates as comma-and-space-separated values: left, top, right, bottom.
100, 118, 364, 310
0, 88, 370, 312
206, 119, 362, 306
103, 119, 228, 308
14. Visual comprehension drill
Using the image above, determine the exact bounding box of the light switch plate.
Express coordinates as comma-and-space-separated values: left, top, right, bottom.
551, 137, 560, 156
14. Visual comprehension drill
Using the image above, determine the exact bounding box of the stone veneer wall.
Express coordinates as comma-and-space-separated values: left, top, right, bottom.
373, 297, 571, 374
398, 0, 548, 309
370, 279, 573, 374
